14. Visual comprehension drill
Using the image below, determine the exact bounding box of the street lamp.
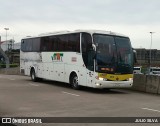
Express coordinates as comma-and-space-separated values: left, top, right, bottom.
140, 46, 142, 66
149, 32, 155, 69
4, 28, 9, 51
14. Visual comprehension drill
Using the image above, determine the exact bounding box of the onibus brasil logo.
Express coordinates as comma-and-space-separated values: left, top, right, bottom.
51, 53, 63, 62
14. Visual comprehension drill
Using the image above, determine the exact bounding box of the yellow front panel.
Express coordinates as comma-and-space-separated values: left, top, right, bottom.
98, 73, 133, 81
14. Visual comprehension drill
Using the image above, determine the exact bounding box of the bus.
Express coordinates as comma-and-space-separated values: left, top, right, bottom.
20, 30, 134, 89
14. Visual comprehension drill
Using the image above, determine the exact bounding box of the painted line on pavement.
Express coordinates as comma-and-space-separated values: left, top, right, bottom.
29, 83, 39, 86
142, 108, 160, 113
62, 91, 80, 97
9, 78, 16, 81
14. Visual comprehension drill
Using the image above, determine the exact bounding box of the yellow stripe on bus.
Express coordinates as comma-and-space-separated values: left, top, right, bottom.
98, 73, 133, 81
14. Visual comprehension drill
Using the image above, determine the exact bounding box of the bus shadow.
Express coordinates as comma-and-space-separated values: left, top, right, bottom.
34, 79, 71, 89
27, 79, 129, 95
79, 86, 129, 94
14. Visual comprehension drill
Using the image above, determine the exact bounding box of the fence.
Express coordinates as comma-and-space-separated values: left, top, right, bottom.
0, 67, 20, 75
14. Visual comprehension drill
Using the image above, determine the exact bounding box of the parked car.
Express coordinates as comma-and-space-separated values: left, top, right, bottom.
133, 66, 142, 74
148, 67, 160, 75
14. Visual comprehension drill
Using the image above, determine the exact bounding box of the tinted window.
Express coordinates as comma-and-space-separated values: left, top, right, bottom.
21, 39, 32, 52
21, 38, 41, 52
81, 33, 92, 53
93, 34, 116, 68
68, 34, 80, 52
21, 39, 26, 51
22, 33, 80, 52
58, 35, 68, 51
32, 38, 40, 51
81, 33, 94, 71
41, 37, 50, 51
41, 33, 80, 52
93, 34, 133, 74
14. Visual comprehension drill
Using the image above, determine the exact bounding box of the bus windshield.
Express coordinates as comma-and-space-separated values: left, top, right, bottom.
93, 34, 133, 74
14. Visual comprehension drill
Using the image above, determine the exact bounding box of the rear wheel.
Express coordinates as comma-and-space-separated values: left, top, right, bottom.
71, 74, 80, 90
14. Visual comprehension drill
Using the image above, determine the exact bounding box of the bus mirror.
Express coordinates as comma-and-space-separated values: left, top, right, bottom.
91, 44, 96, 59
133, 49, 137, 63
92, 44, 96, 51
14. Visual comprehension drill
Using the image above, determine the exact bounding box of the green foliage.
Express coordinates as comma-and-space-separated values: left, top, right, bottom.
0, 64, 19, 68
141, 66, 148, 74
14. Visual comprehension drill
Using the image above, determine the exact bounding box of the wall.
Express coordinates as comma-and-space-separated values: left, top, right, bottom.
0, 67, 20, 75
132, 74, 160, 95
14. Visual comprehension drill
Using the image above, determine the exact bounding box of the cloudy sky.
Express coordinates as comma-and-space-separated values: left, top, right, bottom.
0, 0, 160, 49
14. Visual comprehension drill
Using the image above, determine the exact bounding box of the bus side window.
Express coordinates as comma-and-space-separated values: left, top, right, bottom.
68, 33, 80, 52
25, 39, 33, 52
32, 38, 40, 52
21, 40, 26, 51
82, 33, 94, 71
41, 37, 50, 51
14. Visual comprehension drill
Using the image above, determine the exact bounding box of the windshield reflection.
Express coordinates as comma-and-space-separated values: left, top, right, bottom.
93, 34, 133, 74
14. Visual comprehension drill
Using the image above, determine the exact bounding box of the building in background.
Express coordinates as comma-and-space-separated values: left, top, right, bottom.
0, 39, 21, 65
0, 40, 20, 51
135, 48, 160, 67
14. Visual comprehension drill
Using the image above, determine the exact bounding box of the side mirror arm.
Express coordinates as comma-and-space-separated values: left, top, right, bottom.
133, 49, 137, 63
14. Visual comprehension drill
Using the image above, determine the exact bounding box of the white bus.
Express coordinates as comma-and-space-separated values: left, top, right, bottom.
20, 30, 134, 89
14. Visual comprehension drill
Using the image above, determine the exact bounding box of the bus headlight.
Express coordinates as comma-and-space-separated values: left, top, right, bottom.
96, 83, 100, 86
99, 77, 104, 80
127, 78, 133, 81
98, 77, 107, 81
96, 83, 102, 86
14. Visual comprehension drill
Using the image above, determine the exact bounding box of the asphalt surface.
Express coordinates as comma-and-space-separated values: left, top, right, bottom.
0, 74, 160, 126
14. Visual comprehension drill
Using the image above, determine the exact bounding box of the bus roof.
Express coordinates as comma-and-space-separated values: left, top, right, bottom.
22, 30, 129, 40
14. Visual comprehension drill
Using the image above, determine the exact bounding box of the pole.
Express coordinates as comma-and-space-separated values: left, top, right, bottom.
4, 28, 10, 68
4, 28, 9, 51
140, 46, 142, 66
149, 32, 155, 69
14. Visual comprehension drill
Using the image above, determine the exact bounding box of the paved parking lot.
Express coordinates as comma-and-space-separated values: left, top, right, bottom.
0, 74, 160, 126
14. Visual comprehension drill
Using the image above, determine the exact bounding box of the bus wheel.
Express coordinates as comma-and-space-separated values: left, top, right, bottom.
31, 69, 37, 82
103, 88, 111, 91
71, 74, 79, 90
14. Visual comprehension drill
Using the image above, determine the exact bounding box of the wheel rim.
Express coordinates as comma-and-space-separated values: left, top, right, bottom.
31, 71, 35, 80
73, 76, 78, 87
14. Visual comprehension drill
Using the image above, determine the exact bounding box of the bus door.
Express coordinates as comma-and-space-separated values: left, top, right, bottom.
86, 50, 95, 87
81, 32, 95, 87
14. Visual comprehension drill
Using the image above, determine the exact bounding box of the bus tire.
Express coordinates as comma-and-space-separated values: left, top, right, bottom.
71, 73, 80, 90
30, 69, 37, 82
103, 88, 111, 91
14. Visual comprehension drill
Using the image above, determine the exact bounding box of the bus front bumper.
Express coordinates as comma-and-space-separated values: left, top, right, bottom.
94, 80, 133, 88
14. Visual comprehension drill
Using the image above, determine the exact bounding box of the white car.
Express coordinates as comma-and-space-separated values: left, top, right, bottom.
149, 67, 160, 76
133, 66, 142, 74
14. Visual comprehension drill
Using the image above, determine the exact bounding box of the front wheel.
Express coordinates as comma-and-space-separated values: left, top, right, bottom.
71, 74, 80, 90
31, 69, 37, 82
